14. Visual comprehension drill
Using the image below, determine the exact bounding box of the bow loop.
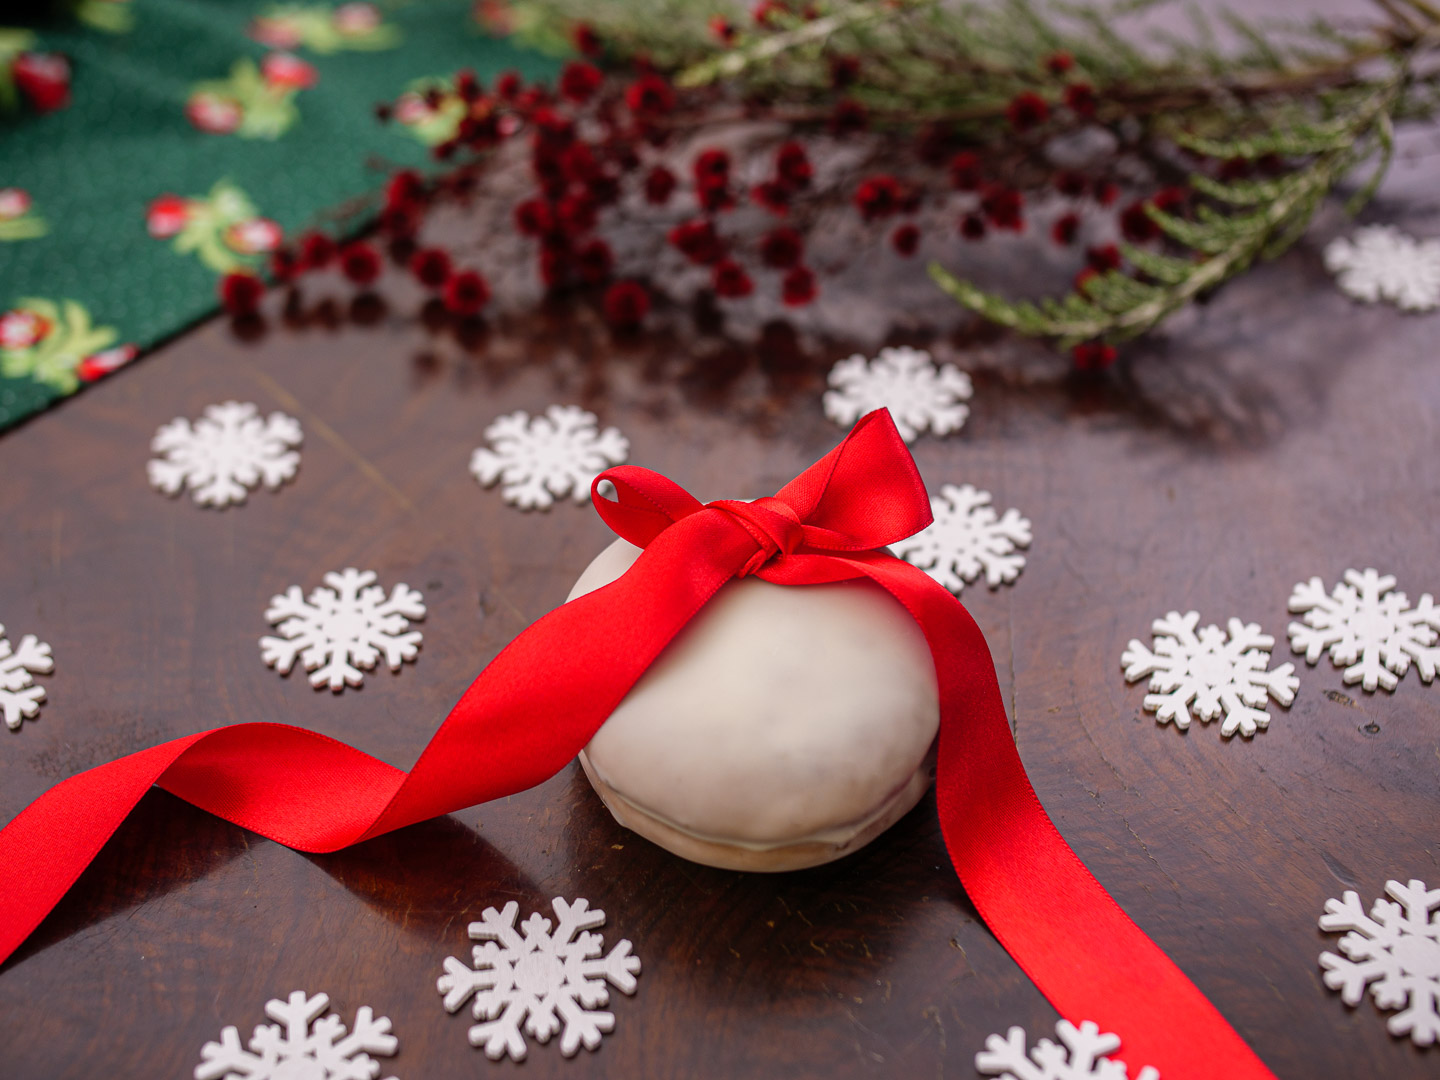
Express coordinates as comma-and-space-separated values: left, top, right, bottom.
591, 465, 704, 549
773, 410, 932, 550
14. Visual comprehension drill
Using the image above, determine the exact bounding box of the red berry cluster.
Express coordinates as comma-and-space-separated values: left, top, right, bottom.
224, 42, 689, 328
218, 28, 1202, 371
658, 138, 822, 307
1072, 341, 1117, 370
433, 49, 686, 324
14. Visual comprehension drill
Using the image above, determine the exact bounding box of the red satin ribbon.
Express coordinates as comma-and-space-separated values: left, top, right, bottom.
0, 410, 1274, 1080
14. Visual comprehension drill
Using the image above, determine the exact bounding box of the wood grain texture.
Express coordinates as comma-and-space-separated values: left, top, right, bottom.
2, 19, 1439, 1080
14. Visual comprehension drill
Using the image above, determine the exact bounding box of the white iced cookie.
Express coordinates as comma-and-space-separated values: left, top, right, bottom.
568, 538, 940, 872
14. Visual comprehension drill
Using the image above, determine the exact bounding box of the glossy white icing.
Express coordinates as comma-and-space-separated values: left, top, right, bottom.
568, 538, 940, 870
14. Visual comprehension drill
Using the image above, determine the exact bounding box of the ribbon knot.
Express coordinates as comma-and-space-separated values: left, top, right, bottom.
707, 497, 804, 576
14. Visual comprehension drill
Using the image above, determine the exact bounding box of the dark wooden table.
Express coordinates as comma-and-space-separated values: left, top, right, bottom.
3, 30, 1439, 1080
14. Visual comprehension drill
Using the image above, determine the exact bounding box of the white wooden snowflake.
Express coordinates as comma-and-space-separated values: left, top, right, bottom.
260, 568, 425, 692
822, 345, 973, 443
1121, 611, 1298, 738
469, 405, 629, 510
892, 483, 1031, 594
1288, 568, 1439, 693
195, 990, 399, 1080
976, 1019, 1159, 1080
1319, 878, 1440, 1047
1323, 225, 1440, 312
148, 401, 302, 508
437, 896, 641, 1061
0, 623, 53, 731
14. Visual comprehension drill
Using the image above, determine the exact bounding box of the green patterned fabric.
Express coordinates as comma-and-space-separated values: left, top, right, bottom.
0, 0, 557, 432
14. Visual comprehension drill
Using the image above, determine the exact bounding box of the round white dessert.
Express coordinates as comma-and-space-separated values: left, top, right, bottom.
568, 538, 940, 872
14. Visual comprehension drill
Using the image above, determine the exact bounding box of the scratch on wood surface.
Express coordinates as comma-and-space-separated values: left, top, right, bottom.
1070, 709, 1184, 903
246, 368, 415, 512
1321, 850, 1359, 889
1261, 970, 1287, 1004
1116, 811, 1184, 904
921, 1002, 947, 1073
841, 1007, 891, 1066
948, 936, 968, 964
239, 832, 262, 898
1072, 705, 1139, 799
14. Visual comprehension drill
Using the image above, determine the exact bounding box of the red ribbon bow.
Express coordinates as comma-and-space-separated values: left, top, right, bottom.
0, 411, 1274, 1080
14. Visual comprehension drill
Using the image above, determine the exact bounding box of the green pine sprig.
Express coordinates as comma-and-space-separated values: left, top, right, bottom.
511, 0, 1440, 353
928, 79, 1404, 348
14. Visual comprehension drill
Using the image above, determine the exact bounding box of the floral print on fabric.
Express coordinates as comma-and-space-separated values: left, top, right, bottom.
393, 77, 469, 146
249, 2, 401, 53
146, 180, 283, 274
0, 299, 132, 395
186, 55, 317, 139
0, 188, 45, 241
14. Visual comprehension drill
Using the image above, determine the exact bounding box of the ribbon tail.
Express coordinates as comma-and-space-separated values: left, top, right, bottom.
0, 512, 758, 969
0, 723, 416, 964
772, 554, 1278, 1080
0, 734, 207, 965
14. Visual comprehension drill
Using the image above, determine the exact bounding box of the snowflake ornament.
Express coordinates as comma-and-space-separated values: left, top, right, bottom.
1288, 568, 1439, 693
1324, 225, 1440, 312
976, 1019, 1159, 1080
437, 896, 641, 1061
195, 990, 399, 1080
148, 401, 302, 508
470, 405, 629, 510
1319, 878, 1440, 1047
0, 623, 53, 731
260, 568, 425, 692
823, 345, 973, 443
892, 483, 1031, 594
1121, 611, 1298, 738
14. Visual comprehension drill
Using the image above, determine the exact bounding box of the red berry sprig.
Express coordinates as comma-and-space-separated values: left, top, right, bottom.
223, 30, 1203, 371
